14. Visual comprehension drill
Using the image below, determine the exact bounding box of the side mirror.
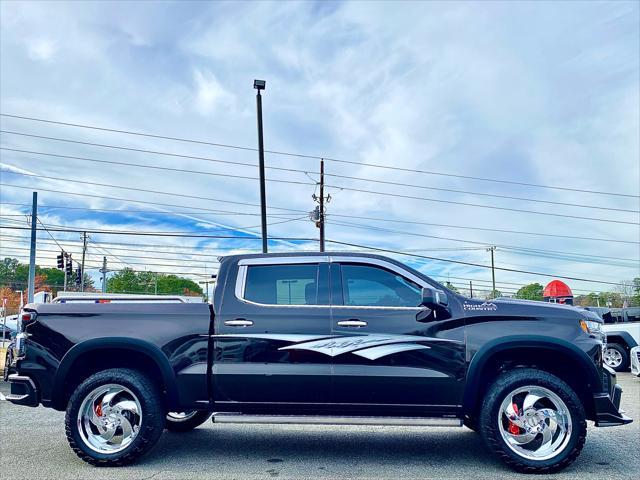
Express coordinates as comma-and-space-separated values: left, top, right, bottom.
421, 286, 448, 309
416, 287, 449, 322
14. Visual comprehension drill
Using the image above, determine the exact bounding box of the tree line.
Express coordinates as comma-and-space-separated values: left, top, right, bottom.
0, 257, 203, 315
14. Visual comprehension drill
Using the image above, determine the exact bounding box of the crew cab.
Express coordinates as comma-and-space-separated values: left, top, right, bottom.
5, 252, 631, 473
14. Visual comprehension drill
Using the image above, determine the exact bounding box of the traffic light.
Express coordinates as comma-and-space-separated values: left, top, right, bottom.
56, 252, 64, 269
65, 255, 73, 276
75, 267, 82, 286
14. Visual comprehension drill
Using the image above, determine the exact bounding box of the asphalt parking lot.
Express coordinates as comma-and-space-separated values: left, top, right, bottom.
1, 374, 638, 480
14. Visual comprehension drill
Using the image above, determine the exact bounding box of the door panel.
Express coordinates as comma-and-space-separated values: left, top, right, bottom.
330, 262, 466, 414
213, 261, 332, 406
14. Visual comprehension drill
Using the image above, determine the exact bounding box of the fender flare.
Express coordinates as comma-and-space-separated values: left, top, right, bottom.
604, 331, 638, 350
51, 337, 179, 409
463, 335, 601, 415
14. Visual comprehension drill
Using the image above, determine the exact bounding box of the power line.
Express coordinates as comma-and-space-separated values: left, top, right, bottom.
0, 223, 319, 241
1, 170, 306, 213
324, 238, 622, 286
4, 167, 638, 226
0, 221, 631, 286
0, 183, 307, 216
2, 200, 636, 246
3, 113, 637, 199
0, 202, 303, 218
3, 146, 637, 214
322, 183, 639, 225
328, 218, 639, 266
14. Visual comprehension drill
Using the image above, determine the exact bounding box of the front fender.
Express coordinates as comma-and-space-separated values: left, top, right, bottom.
463, 335, 602, 415
51, 337, 179, 409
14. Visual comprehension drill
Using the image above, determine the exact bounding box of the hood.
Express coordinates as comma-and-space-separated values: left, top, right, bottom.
460, 297, 598, 321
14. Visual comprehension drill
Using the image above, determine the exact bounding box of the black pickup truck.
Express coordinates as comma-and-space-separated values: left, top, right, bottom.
6, 252, 631, 473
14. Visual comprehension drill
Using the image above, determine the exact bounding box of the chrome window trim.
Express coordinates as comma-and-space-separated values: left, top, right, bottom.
234, 260, 329, 308
238, 256, 326, 266
234, 255, 429, 310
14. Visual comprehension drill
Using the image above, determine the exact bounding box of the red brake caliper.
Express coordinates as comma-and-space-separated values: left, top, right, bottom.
508, 403, 521, 435
95, 402, 102, 417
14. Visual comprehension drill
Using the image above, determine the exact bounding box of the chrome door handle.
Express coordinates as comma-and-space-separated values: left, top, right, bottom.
337, 320, 368, 327
224, 319, 254, 327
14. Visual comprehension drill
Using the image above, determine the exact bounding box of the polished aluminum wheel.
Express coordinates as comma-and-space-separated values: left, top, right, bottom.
604, 347, 623, 369
498, 386, 572, 461
77, 384, 142, 454
166, 411, 198, 422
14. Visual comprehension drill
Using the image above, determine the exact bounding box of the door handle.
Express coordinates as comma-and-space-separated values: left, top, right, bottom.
224, 319, 254, 327
337, 319, 368, 327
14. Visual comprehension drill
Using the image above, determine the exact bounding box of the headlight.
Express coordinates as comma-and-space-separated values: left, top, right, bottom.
580, 319, 602, 335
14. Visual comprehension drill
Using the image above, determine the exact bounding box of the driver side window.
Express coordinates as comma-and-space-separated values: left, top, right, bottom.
340, 264, 421, 307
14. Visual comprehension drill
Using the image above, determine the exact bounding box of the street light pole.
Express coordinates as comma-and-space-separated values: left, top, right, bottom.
254, 79, 268, 253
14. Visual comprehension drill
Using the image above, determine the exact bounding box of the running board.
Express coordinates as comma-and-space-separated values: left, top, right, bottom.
211, 413, 462, 427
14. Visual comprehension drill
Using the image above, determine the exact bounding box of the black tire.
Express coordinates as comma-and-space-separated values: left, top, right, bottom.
479, 368, 586, 474
604, 343, 630, 372
165, 411, 211, 432
65, 368, 165, 466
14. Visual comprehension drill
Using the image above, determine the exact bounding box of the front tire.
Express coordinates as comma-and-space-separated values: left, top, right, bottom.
603, 343, 629, 372
479, 368, 586, 473
65, 368, 165, 466
165, 411, 211, 432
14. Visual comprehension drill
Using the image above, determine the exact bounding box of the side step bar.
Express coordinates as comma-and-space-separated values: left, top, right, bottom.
212, 413, 462, 427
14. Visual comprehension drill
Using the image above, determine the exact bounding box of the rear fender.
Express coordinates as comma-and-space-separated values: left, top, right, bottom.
51, 337, 179, 409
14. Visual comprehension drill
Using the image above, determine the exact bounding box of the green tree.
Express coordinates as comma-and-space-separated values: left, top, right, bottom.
107, 269, 202, 296
515, 283, 544, 301
485, 289, 502, 300
444, 281, 459, 293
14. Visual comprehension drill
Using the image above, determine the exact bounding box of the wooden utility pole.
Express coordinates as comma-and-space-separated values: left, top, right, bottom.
80, 232, 88, 292
319, 159, 325, 252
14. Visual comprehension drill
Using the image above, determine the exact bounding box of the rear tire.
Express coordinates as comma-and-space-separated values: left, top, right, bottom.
65, 368, 165, 466
165, 411, 211, 432
604, 343, 629, 372
479, 368, 586, 473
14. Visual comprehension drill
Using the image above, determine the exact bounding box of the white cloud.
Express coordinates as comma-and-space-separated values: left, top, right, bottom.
192, 69, 234, 116
0, 0, 637, 290
26, 38, 57, 61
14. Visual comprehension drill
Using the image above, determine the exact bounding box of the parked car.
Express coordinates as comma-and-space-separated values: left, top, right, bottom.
584, 306, 640, 371
5, 252, 631, 473
631, 346, 640, 377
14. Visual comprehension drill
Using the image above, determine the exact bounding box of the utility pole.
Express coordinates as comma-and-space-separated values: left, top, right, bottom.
80, 232, 88, 292
487, 246, 496, 298
100, 256, 107, 293
319, 159, 325, 252
469, 280, 473, 299
311, 159, 330, 252
254, 79, 268, 253
27, 192, 37, 303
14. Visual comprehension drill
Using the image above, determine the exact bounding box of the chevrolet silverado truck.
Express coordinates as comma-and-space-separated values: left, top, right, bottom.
5, 252, 631, 472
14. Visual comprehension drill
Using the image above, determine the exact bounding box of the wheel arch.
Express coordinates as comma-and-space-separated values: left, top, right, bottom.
463, 336, 601, 420
52, 337, 179, 410
604, 331, 638, 351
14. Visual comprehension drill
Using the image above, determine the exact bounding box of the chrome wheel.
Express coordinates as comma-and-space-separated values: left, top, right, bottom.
166, 411, 198, 422
604, 347, 623, 368
77, 384, 142, 454
498, 386, 572, 461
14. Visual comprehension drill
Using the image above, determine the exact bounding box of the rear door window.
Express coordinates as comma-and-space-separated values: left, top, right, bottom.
243, 264, 321, 305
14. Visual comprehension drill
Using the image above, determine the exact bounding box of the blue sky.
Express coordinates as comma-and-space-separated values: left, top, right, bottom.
0, 0, 638, 297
